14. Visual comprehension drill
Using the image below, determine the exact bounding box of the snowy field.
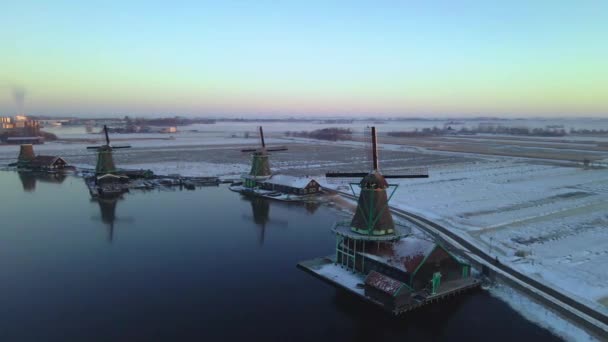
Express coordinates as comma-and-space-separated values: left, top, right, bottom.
321, 153, 608, 315
1, 122, 607, 321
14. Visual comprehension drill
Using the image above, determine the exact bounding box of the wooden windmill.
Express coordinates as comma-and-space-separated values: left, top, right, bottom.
327, 127, 428, 238
17, 144, 35, 165
87, 125, 131, 175
241, 126, 287, 187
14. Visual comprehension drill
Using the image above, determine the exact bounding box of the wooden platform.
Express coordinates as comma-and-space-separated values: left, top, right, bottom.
298, 257, 481, 315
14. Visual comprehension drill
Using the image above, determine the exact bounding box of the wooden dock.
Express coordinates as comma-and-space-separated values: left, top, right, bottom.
298, 256, 481, 315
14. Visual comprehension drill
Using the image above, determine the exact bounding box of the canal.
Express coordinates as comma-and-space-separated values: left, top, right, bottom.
0, 171, 562, 341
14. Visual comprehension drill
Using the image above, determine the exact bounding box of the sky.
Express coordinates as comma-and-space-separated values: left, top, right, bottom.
1, 1, 607, 118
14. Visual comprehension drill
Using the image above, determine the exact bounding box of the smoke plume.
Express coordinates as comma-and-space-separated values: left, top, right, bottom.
12, 86, 26, 112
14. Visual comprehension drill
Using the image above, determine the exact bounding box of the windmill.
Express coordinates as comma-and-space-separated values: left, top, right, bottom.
240, 126, 287, 187
86, 125, 131, 175
17, 144, 35, 166
327, 127, 429, 271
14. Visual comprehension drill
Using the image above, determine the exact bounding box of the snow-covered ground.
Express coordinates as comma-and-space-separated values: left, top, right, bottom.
325, 157, 608, 315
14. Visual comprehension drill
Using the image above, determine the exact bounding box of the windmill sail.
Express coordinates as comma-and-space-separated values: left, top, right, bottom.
326, 127, 428, 180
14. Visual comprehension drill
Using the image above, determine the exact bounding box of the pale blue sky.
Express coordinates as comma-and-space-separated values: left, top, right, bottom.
1, 1, 607, 117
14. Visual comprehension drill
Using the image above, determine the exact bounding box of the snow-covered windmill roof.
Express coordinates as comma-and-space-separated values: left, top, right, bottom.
264, 175, 319, 189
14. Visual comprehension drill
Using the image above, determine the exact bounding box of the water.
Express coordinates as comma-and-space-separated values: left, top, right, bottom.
0, 171, 562, 341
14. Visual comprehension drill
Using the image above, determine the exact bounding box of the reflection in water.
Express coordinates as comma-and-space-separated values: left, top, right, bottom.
0, 172, 564, 341
18, 171, 67, 192
304, 201, 321, 215
91, 194, 131, 242
241, 195, 288, 246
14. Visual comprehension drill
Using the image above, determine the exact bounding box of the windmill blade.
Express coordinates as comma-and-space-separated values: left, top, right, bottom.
111, 145, 131, 149
326, 167, 429, 179
87, 146, 102, 150
371, 126, 379, 171
384, 167, 429, 178
103, 125, 111, 145
241, 148, 259, 153
384, 174, 429, 179
242, 214, 288, 228
259, 126, 266, 148
326, 172, 369, 178
266, 146, 288, 152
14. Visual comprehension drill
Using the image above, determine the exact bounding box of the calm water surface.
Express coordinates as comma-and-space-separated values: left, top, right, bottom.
0, 171, 561, 341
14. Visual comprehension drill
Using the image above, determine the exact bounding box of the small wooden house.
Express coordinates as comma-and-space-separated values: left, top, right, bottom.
349, 236, 470, 292
28, 156, 68, 171
259, 175, 321, 195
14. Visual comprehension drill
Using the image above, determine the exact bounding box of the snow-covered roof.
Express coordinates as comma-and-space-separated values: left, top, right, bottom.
366, 236, 437, 273
30, 155, 64, 167
97, 174, 128, 180
264, 175, 319, 188
364, 270, 405, 296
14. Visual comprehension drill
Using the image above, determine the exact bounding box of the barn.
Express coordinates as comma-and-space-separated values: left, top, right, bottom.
28, 156, 68, 171
338, 235, 470, 293
259, 175, 321, 195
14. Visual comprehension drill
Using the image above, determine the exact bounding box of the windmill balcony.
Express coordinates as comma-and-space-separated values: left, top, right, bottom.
331, 221, 411, 241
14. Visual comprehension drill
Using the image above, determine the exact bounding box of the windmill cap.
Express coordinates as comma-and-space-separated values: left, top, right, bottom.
360, 171, 388, 188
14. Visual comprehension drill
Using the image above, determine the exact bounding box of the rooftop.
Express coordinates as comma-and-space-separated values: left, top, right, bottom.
29, 155, 65, 167
362, 236, 437, 273
264, 174, 318, 188
364, 270, 406, 296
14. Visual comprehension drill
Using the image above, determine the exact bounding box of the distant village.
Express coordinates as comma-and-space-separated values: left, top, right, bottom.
0, 115, 47, 144
0, 115, 196, 144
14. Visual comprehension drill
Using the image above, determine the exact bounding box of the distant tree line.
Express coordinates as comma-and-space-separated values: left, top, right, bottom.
124, 116, 216, 127
286, 128, 353, 141
388, 125, 570, 137
388, 127, 444, 137
467, 124, 566, 136
569, 128, 608, 136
